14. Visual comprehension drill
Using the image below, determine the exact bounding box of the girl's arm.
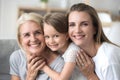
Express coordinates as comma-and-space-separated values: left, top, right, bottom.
11, 75, 20, 80
42, 62, 76, 80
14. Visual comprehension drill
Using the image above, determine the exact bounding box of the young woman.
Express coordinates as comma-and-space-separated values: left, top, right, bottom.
68, 3, 120, 80
9, 13, 64, 80
42, 12, 98, 80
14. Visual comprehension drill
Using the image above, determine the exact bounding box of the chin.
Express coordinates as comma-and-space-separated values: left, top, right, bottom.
51, 49, 57, 51
30, 50, 42, 56
74, 41, 82, 46
50, 48, 58, 51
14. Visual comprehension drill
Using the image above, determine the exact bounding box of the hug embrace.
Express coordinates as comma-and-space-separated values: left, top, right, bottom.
10, 3, 120, 80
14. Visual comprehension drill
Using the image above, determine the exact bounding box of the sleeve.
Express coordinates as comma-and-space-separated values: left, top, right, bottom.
103, 64, 120, 80
9, 50, 20, 76
102, 43, 120, 80
63, 43, 80, 62
52, 56, 65, 73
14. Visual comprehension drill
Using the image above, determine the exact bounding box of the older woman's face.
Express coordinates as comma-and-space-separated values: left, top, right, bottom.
68, 11, 96, 47
19, 21, 46, 56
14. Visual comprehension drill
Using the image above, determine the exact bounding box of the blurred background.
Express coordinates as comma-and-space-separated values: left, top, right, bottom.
0, 0, 120, 45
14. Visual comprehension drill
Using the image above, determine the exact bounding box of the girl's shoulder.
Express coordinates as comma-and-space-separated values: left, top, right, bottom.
68, 42, 80, 50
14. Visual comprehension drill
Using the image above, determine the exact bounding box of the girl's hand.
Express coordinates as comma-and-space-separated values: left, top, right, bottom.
26, 55, 46, 80
76, 49, 95, 79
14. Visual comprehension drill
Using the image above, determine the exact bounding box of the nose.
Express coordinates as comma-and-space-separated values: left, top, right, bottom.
30, 34, 37, 42
49, 38, 55, 44
75, 25, 82, 33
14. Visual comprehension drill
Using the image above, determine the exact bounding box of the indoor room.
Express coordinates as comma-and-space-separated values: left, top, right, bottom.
0, 0, 120, 80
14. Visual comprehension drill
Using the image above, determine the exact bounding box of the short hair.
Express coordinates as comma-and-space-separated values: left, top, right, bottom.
16, 12, 43, 48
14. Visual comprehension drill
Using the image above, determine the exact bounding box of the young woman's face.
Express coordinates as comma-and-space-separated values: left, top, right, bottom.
19, 21, 46, 56
43, 23, 69, 52
68, 11, 96, 47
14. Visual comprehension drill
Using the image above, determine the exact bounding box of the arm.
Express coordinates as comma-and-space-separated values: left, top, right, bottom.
11, 75, 20, 80
102, 63, 120, 80
76, 49, 99, 80
41, 44, 78, 80
42, 62, 75, 80
10, 51, 21, 80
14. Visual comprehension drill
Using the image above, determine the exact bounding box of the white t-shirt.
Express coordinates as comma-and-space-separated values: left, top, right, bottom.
93, 42, 120, 80
62, 42, 87, 80
62, 42, 80, 62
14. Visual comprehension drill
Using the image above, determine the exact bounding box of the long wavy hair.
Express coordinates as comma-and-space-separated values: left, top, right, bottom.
67, 3, 112, 44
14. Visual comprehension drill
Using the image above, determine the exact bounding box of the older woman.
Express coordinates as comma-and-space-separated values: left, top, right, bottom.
68, 3, 120, 80
9, 13, 64, 80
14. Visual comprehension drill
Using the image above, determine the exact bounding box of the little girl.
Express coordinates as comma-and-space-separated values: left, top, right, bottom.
41, 12, 93, 80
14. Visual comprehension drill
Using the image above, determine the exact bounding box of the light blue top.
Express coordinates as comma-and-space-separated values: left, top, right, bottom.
10, 49, 65, 80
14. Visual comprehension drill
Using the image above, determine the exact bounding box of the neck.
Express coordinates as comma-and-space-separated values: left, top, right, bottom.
80, 42, 100, 58
42, 48, 58, 65
58, 42, 70, 54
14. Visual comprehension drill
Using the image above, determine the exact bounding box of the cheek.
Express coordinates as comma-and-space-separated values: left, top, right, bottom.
68, 30, 72, 38
68, 28, 73, 34
41, 37, 46, 45
59, 38, 67, 45
88, 28, 96, 36
20, 38, 29, 47
44, 38, 49, 45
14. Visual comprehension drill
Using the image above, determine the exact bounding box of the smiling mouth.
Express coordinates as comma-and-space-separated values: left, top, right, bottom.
30, 42, 41, 48
73, 35, 85, 40
49, 44, 58, 48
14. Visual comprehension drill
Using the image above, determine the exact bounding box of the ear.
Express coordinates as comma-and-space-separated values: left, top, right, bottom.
93, 27, 97, 35
65, 33, 69, 40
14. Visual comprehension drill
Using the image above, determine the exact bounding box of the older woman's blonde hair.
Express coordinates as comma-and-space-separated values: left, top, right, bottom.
16, 12, 43, 48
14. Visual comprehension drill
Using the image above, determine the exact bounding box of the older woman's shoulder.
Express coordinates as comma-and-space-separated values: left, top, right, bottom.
10, 49, 26, 62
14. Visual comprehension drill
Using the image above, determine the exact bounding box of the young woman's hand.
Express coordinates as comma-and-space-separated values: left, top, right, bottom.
26, 55, 46, 80
76, 49, 99, 80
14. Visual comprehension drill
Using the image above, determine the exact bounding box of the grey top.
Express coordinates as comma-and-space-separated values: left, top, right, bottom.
10, 49, 65, 80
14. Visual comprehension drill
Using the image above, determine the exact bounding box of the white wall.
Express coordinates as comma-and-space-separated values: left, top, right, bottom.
0, 0, 41, 39
90, 0, 120, 16
0, 0, 1, 32
0, 0, 17, 39
0, 0, 120, 39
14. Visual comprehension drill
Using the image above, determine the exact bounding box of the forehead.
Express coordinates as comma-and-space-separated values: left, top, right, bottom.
69, 11, 92, 21
19, 21, 42, 33
44, 23, 58, 33
43, 23, 65, 35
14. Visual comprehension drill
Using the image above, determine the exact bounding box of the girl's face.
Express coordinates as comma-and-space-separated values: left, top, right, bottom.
43, 23, 69, 52
68, 11, 96, 47
19, 21, 46, 56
